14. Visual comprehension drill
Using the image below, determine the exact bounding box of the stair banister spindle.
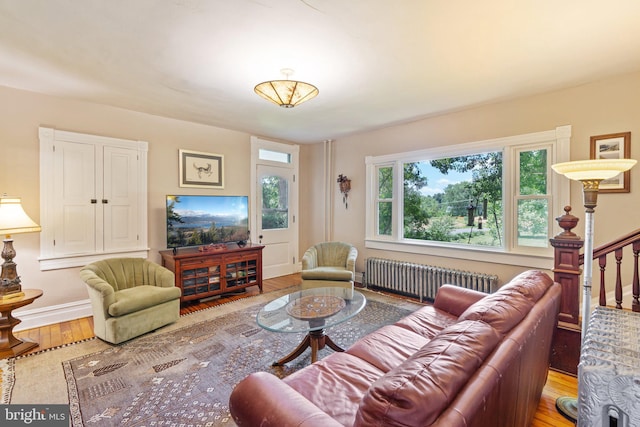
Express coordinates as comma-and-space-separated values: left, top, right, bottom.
598, 255, 607, 307
615, 248, 623, 309
633, 241, 640, 312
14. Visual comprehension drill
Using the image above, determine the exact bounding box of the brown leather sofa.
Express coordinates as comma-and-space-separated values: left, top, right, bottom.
229, 270, 561, 427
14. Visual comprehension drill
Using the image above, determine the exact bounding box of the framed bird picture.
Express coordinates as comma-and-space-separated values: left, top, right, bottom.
179, 149, 224, 189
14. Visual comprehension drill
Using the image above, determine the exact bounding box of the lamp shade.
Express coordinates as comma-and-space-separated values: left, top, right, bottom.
551, 159, 637, 181
0, 197, 42, 236
254, 79, 319, 108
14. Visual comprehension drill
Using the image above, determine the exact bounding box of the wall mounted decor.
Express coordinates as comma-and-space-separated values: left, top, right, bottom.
179, 149, 224, 189
337, 174, 351, 208
589, 132, 631, 193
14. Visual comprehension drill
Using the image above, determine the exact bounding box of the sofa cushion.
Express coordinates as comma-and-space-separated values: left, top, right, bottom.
458, 289, 533, 336
315, 242, 354, 267
498, 270, 554, 303
457, 270, 553, 336
284, 352, 385, 426
301, 266, 354, 281
355, 320, 502, 427
108, 285, 181, 317
393, 305, 458, 339
346, 325, 429, 372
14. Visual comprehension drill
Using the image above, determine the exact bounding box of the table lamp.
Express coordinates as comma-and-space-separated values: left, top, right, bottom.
551, 158, 637, 421
0, 196, 42, 300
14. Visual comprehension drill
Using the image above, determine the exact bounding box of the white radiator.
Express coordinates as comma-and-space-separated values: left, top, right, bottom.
364, 257, 498, 302
578, 306, 640, 427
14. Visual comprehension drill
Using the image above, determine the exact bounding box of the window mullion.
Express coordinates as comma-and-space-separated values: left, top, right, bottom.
504, 147, 515, 251
394, 160, 404, 240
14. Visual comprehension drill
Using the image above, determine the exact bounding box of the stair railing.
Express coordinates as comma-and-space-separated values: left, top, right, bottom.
581, 228, 640, 312
549, 206, 639, 374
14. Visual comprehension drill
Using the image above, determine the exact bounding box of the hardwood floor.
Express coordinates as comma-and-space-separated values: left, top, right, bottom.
13, 273, 577, 426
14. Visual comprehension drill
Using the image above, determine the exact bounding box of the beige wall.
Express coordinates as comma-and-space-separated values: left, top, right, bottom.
3, 69, 640, 321
0, 86, 257, 313
300, 70, 640, 285
298, 141, 327, 252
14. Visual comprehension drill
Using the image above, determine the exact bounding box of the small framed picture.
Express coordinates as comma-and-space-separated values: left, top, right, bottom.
590, 132, 631, 193
179, 149, 224, 189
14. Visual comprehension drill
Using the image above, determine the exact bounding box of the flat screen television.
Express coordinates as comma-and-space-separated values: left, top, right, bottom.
166, 195, 249, 249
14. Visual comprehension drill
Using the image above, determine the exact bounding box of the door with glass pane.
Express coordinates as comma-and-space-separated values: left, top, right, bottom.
257, 164, 297, 278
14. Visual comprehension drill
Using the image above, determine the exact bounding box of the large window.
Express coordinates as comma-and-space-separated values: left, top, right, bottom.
403, 151, 503, 247
365, 126, 571, 267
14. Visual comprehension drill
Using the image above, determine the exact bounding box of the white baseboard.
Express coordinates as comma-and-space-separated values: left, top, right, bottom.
14, 299, 93, 332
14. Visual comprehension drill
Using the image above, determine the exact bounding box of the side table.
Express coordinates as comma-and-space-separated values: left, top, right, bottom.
0, 289, 43, 359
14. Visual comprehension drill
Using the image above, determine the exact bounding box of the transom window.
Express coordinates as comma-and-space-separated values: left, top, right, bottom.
259, 148, 291, 164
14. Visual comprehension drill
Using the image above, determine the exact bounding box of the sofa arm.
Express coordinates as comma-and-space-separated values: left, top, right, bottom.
79, 270, 117, 329
151, 264, 176, 288
346, 246, 357, 275
302, 247, 318, 270
433, 284, 487, 317
79, 271, 116, 302
230, 372, 342, 427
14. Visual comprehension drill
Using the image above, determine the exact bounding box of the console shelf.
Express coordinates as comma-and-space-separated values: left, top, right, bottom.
160, 243, 264, 303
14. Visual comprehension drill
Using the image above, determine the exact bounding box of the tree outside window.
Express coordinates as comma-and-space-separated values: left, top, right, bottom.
403, 152, 504, 247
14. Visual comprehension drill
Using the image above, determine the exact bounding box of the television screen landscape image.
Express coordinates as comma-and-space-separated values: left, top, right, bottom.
166, 195, 249, 248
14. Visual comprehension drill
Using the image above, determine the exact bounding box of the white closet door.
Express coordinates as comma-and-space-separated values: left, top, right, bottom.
103, 145, 139, 251
53, 140, 96, 255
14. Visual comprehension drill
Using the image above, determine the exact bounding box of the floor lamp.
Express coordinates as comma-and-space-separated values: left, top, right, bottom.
551, 158, 637, 422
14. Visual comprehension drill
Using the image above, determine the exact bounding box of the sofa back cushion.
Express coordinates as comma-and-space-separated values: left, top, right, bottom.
355, 320, 501, 427
80, 258, 173, 291
457, 270, 553, 335
314, 241, 354, 267
498, 270, 553, 302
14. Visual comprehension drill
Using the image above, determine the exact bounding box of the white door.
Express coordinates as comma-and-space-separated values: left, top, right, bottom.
251, 137, 299, 279
103, 146, 140, 251
257, 164, 297, 278
53, 140, 96, 255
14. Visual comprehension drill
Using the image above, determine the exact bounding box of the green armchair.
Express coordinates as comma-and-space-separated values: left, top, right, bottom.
80, 258, 182, 344
301, 242, 357, 297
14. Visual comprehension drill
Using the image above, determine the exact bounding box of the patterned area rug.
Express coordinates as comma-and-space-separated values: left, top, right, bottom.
56, 290, 420, 426
0, 358, 15, 404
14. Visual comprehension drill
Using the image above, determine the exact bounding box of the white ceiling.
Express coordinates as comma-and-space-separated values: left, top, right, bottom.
2, 1, 640, 144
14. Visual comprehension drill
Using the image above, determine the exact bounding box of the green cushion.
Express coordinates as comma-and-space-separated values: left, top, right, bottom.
301, 267, 353, 281
108, 285, 182, 317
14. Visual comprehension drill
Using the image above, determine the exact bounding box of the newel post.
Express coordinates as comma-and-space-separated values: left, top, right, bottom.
549, 206, 584, 375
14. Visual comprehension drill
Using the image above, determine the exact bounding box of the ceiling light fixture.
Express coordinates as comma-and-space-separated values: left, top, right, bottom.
254, 68, 319, 108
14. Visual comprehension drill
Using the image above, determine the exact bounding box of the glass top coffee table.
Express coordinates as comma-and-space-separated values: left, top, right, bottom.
257, 287, 366, 366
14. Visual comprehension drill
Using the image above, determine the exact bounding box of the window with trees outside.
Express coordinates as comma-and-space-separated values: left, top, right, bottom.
366, 126, 571, 268
261, 175, 289, 229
